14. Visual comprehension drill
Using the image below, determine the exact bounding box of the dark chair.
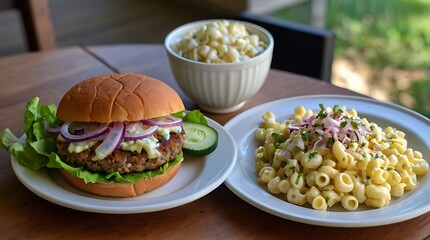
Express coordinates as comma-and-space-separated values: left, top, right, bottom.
0, 0, 56, 51
239, 12, 335, 83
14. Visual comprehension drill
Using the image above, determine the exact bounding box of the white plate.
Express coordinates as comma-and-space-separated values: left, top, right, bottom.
11, 117, 237, 214
224, 94, 430, 227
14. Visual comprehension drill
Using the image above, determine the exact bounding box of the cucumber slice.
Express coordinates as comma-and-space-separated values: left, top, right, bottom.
182, 122, 218, 156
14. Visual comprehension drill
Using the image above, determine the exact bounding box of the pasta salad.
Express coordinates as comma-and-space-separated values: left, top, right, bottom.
172, 20, 267, 63
255, 104, 429, 211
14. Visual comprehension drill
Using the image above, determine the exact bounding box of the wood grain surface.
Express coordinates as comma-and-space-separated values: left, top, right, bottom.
0, 45, 429, 240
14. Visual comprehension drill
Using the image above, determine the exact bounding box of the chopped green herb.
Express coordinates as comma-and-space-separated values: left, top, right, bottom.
301, 131, 309, 142
295, 174, 300, 185
308, 151, 317, 159
272, 132, 286, 143
332, 104, 344, 118
340, 121, 347, 128
290, 166, 297, 173
333, 104, 339, 112
272, 132, 281, 138
274, 142, 282, 149
352, 121, 360, 130
318, 104, 328, 118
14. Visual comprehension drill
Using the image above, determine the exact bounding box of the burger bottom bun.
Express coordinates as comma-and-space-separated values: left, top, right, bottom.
59, 162, 182, 197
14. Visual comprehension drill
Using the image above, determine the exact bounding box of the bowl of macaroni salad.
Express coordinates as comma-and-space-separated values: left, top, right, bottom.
164, 19, 273, 114
255, 104, 429, 211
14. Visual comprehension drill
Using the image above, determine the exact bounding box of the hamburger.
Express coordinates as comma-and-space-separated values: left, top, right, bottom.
52, 73, 185, 197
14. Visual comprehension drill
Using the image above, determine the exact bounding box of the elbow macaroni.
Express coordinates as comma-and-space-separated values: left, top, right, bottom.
172, 20, 267, 63
254, 105, 429, 211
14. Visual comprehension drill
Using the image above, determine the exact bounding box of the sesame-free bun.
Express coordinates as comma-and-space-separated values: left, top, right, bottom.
57, 73, 185, 123
59, 162, 182, 197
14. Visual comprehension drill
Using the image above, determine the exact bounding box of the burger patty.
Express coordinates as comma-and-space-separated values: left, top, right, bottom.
56, 131, 185, 174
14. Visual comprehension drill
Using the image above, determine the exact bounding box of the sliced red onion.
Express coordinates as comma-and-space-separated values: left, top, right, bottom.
282, 150, 291, 159
312, 136, 323, 151
288, 125, 300, 133
124, 125, 158, 141
89, 133, 109, 142
297, 137, 305, 150
351, 131, 359, 142
93, 122, 125, 160
142, 115, 183, 128
315, 128, 325, 136
334, 114, 344, 120
306, 115, 316, 125
332, 129, 339, 142
285, 140, 296, 152
357, 131, 366, 145
44, 121, 61, 135
126, 121, 143, 132
341, 136, 350, 145
322, 116, 340, 128
61, 122, 109, 142
339, 122, 351, 134
360, 124, 370, 134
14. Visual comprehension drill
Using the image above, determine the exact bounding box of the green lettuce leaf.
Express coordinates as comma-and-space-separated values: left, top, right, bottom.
1, 97, 56, 170
173, 109, 208, 125
48, 151, 183, 184
0, 97, 183, 184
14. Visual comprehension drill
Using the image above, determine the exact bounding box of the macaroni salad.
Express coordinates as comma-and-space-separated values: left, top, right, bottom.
255, 104, 429, 211
172, 20, 267, 63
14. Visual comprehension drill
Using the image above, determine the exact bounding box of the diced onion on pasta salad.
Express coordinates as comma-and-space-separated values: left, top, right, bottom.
172, 20, 267, 63
255, 104, 429, 211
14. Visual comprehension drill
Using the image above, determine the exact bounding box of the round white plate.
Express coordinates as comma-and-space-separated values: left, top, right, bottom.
224, 94, 430, 227
11, 117, 237, 214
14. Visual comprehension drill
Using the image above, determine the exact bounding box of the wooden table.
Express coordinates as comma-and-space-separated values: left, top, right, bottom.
0, 44, 428, 240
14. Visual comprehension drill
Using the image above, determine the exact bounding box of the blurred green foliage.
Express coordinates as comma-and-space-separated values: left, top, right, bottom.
408, 79, 430, 118
270, 0, 430, 117
326, 0, 430, 70
270, 1, 312, 25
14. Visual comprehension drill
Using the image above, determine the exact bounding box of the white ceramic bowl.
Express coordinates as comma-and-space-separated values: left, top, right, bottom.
165, 19, 274, 114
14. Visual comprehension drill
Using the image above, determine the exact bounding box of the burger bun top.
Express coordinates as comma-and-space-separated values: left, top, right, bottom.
57, 73, 185, 123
